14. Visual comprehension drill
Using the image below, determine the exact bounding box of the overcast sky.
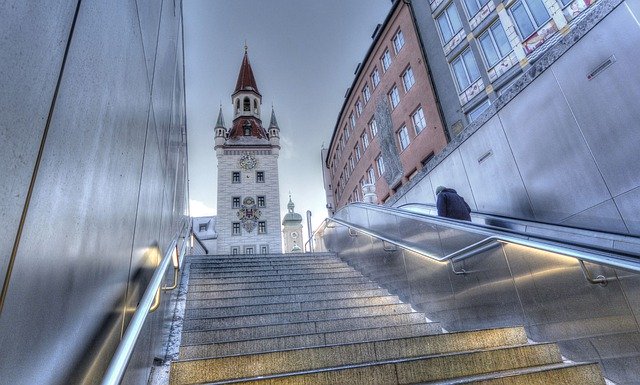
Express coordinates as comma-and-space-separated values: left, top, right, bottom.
183, 0, 392, 235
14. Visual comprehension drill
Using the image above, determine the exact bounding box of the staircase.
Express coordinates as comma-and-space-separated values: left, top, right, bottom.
169, 253, 605, 384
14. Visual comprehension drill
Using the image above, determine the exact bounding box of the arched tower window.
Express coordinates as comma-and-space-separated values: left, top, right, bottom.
253, 99, 258, 113
243, 97, 250, 111
236, 99, 240, 113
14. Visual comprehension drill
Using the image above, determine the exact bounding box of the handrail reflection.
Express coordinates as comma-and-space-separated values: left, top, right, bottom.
319, 204, 640, 278
101, 218, 190, 385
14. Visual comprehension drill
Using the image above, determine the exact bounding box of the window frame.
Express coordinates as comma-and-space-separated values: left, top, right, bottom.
450, 48, 481, 93
361, 132, 369, 149
232, 222, 241, 236
258, 221, 266, 234
355, 99, 363, 116
232, 196, 241, 209
436, 3, 464, 44
388, 85, 400, 109
402, 66, 415, 92
509, 0, 551, 40
371, 68, 381, 88
461, 0, 492, 18
412, 107, 427, 134
232, 171, 240, 183
369, 118, 378, 137
381, 49, 392, 72
368, 166, 376, 184
376, 155, 385, 176
478, 21, 512, 68
257, 195, 265, 207
362, 83, 371, 103
397, 125, 410, 151
256, 171, 265, 183
393, 29, 405, 53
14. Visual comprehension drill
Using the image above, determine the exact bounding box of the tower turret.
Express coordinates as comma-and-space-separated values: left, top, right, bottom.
214, 105, 226, 153
269, 107, 281, 154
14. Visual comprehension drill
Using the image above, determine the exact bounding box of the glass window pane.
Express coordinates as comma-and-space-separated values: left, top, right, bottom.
511, 2, 535, 37
437, 14, 452, 42
447, 5, 463, 33
452, 58, 470, 90
479, 33, 499, 66
462, 50, 480, 82
528, 0, 550, 26
491, 23, 512, 57
463, 0, 480, 16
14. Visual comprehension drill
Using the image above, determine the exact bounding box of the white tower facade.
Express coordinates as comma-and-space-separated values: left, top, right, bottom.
282, 195, 303, 253
215, 48, 282, 255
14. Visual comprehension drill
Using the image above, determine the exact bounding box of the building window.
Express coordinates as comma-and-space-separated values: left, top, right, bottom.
393, 29, 405, 53
349, 113, 356, 128
232, 171, 240, 183
348, 155, 355, 172
467, 99, 491, 121
381, 49, 392, 72
232, 222, 241, 235
509, 0, 551, 39
257, 196, 265, 207
361, 132, 369, 149
369, 118, 378, 137
355, 99, 363, 116
398, 125, 410, 150
244, 246, 254, 254
368, 167, 376, 184
243, 97, 250, 111
353, 188, 360, 202
412, 107, 427, 134
362, 84, 371, 103
462, 0, 492, 17
376, 155, 385, 176
451, 48, 481, 92
436, 3, 463, 44
371, 68, 381, 88
478, 21, 512, 67
260, 245, 269, 254
344, 124, 350, 140
402, 67, 415, 92
354, 143, 361, 161
198, 223, 207, 232
258, 221, 266, 234
232, 196, 241, 208
231, 247, 239, 255
388, 86, 400, 109
256, 171, 265, 183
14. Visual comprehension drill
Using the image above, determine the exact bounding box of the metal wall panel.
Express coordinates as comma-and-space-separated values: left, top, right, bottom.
0, 0, 78, 287
560, 199, 628, 233
0, 0, 187, 383
457, 116, 534, 218
136, 0, 163, 85
426, 150, 477, 210
614, 187, 640, 234
551, 4, 640, 197
498, 70, 610, 222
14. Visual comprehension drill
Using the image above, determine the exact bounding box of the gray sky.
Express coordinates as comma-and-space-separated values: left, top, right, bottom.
184, 0, 392, 234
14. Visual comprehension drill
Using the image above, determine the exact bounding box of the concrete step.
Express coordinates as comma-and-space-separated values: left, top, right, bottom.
179, 322, 443, 359
184, 288, 391, 309
187, 270, 362, 283
186, 266, 357, 279
188, 252, 336, 261
189, 258, 345, 267
420, 362, 605, 385
179, 313, 432, 344
184, 295, 402, 318
187, 276, 370, 292
169, 327, 545, 384
186, 282, 381, 300
182, 303, 415, 331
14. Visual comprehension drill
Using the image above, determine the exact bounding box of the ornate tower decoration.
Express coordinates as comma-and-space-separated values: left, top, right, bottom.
282, 194, 303, 253
215, 46, 283, 255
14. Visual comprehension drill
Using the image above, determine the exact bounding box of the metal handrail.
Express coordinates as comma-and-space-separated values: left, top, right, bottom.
321, 204, 640, 277
101, 219, 190, 385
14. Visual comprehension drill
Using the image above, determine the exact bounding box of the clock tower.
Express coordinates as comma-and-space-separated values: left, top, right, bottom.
214, 47, 282, 255
282, 195, 303, 253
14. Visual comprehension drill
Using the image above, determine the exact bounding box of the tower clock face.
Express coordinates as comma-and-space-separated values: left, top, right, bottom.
239, 154, 258, 171
291, 232, 298, 239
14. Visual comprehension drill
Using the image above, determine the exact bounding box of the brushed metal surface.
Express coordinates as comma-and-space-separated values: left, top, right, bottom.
0, 0, 78, 289
136, 0, 163, 85
0, 0, 187, 384
426, 150, 478, 211
498, 70, 610, 223
614, 187, 640, 234
318, 204, 640, 383
457, 115, 534, 218
551, 4, 640, 197
560, 199, 628, 234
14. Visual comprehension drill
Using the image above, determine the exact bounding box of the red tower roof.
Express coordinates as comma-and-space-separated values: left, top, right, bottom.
234, 50, 260, 96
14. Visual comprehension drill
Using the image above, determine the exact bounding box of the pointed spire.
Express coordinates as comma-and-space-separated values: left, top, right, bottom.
234, 47, 260, 96
215, 105, 226, 128
269, 107, 279, 129
287, 193, 295, 213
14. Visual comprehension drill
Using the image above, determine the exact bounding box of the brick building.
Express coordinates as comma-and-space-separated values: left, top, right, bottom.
324, 0, 449, 210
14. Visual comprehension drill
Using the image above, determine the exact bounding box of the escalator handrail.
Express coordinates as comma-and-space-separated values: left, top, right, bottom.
322, 203, 640, 274
101, 218, 190, 385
